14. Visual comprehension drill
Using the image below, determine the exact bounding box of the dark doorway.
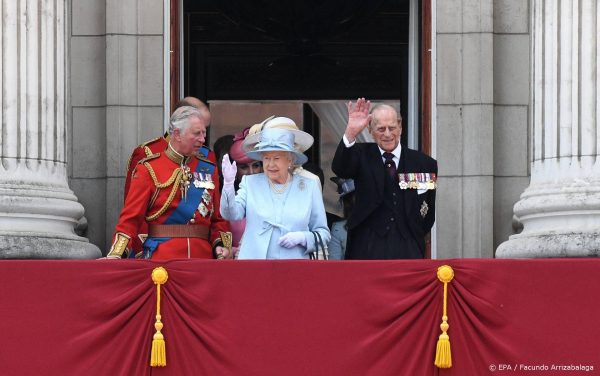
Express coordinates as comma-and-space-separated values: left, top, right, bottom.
180, 0, 431, 257
183, 0, 411, 126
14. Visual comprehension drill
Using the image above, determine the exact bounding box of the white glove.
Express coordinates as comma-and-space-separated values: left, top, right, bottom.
221, 154, 237, 186
278, 231, 307, 248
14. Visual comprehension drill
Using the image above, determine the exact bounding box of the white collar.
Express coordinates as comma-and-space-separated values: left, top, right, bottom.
378, 143, 402, 160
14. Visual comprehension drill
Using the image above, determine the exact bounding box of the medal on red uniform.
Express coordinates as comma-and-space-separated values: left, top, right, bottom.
204, 171, 215, 190
192, 170, 215, 190
197, 184, 213, 218
198, 203, 209, 217
202, 189, 211, 204
181, 165, 191, 201
193, 175, 202, 188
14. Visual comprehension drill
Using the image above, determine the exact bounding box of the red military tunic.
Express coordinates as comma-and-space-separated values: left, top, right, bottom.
109, 145, 229, 259
123, 135, 217, 255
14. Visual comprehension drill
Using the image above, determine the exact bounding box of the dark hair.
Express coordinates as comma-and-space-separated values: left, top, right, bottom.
213, 135, 234, 163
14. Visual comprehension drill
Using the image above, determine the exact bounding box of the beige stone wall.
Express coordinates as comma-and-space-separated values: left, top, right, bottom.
436, 0, 494, 258
69, 0, 164, 252
491, 0, 530, 254
69, 0, 107, 250
435, 0, 530, 258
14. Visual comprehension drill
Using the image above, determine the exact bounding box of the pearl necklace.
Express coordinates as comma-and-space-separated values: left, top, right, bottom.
268, 174, 291, 194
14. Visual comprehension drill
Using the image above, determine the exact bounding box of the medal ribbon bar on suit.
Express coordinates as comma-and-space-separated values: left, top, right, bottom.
398, 172, 437, 190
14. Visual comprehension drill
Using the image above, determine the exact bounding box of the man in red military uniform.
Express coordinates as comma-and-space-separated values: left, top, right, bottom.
122, 97, 217, 255
123, 97, 215, 199
107, 106, 231, 259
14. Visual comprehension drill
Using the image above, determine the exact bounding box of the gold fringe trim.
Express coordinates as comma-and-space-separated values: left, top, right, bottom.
150, 267, 169, 367
434, 265, 454, 368
144, 165, 182, 221
145, 162, 181, 188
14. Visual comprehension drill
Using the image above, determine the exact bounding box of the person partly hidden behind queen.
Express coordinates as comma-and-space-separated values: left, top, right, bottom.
220, 116, 331, 259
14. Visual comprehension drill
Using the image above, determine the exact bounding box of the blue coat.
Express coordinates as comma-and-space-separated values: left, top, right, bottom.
220, 173, 331, 259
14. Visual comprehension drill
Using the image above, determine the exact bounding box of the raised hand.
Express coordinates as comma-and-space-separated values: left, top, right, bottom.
344, 97, 372, 142
221, 154, 237, 186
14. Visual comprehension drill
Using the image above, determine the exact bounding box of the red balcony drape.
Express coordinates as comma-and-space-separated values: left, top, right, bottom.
0, 259, 598, 375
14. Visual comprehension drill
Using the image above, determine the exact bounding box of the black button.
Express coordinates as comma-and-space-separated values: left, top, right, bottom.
390, 217, 395, 221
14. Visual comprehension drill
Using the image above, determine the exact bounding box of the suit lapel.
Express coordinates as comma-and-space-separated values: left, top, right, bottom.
369, 144, 385, 195
398, 144, 407, 172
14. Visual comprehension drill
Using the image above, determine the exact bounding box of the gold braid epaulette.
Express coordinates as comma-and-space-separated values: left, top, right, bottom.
128, 137, 163, 168
144, 146, 154, 158
128, 153, 160, 178
139, 153, 160, 165
144, 161, 183, 221
141, 136, 163, 148
144, 161, 180, 188
125, 139, 161, 174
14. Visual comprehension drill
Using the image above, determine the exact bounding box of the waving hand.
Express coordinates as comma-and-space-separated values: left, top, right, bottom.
344, 97, 372, 143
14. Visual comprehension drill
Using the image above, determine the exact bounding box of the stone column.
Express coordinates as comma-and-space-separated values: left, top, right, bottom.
0, 0, 100, 258
497, 0, 600, 257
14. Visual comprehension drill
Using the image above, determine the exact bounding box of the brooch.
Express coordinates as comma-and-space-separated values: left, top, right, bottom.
420, 201, 429, 218
298, 179, 306, 191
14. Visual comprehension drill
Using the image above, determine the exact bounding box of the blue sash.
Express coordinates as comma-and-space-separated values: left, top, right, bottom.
142, 155, 215, 259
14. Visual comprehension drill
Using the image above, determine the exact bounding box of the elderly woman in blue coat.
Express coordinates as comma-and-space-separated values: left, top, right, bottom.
220, 117, 330, 259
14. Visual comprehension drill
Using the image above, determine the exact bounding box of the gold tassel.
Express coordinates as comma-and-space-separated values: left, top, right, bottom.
150, 267, 169, 367
434, 265, 454, 368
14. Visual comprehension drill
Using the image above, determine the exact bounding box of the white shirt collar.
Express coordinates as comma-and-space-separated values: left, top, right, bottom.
378, 143, 402, 161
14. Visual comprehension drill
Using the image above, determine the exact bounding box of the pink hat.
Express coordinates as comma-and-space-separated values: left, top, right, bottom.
229, 127, 253, 164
